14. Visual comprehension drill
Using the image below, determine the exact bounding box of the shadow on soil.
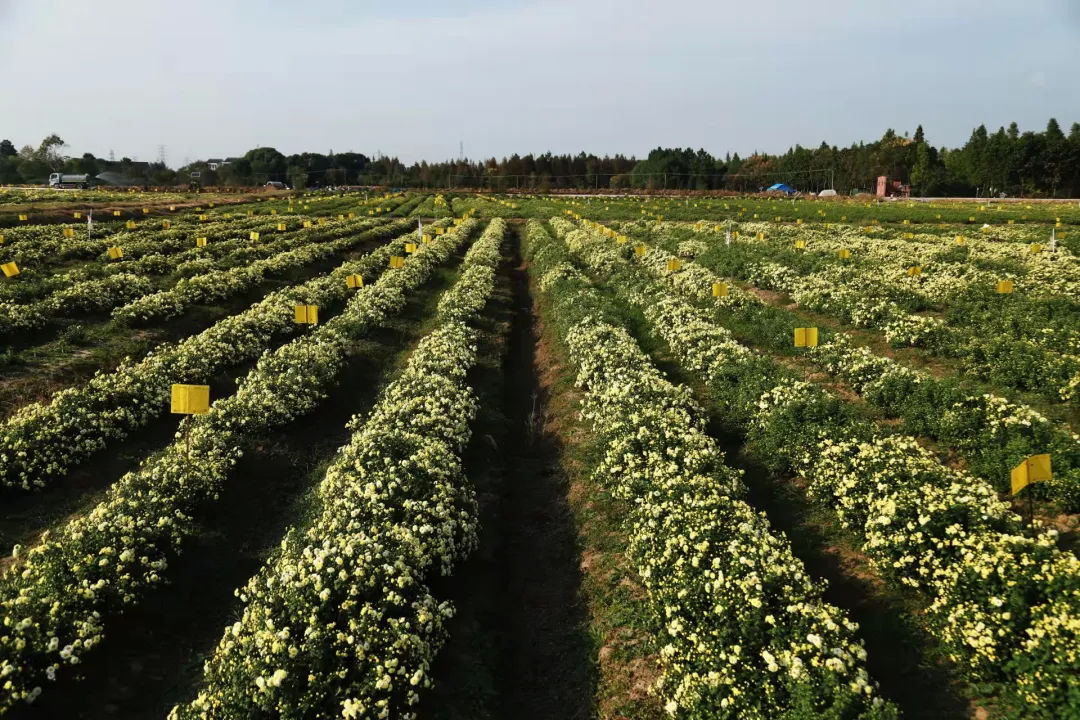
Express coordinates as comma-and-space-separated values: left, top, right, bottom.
424, 227, 592, 720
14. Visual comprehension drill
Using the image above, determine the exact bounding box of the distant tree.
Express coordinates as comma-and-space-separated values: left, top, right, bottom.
244, 147, 287, 183
36, 134, 67, 169
910, 142, 931, 196
17, 157, 50, 182
0, 139, 15, 158
288, 166, 308, 190
1044, 118, 1067, 196
1068, 123, 1080, 196
78, 153, 99, 176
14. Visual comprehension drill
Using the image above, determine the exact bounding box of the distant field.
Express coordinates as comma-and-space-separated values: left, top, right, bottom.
0, 192, 1077, 719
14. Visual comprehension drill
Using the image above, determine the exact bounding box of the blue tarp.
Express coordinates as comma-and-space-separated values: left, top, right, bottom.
766, 183, 796, 194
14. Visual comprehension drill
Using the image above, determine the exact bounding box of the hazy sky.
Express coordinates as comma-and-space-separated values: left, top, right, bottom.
2, 0, 1078, 166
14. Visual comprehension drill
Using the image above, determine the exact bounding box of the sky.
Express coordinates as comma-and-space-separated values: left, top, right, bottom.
1, 0, 1078, 166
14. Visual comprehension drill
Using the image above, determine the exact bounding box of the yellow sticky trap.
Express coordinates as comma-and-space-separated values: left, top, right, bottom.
1008, 219, 1015, 224
337, 214, 344, 221
195, 206, 202, 211
615, 234, 627, 244
907, 265, 922, 277
277, 223, 287, 231
196, 237, 208, 247
796, 219, 803, 225
74, 212, 82, 219
250, 231, 260, 241
633, 245, 646, 257
142, 207, 149, 214
794, 327, 818, 347
1030, 244, 1042, 253
405, 242, 417, 254
454, 218, 463, 226
756, 232, 764, 240
712, 282, 728, 297
955, 235, 966, 245
247, 210, 255, 217
348, 212, 355, 219
794, 240, 806, 249
162, 221, 171, 229
776, 216, 782, 222
1, 262, 19, 277
169, 205, 176, 211
969, 216, 976, 222
837, 249, 851, 259
198, 214, 207, 221
18, 214, 28, 221
271, 209, 278, 216
107, 246, 124, 260
666, 259, 681, 272
126, 220, 137, 229
63, 228, 75, 238
389, 255, 405, 269
0, 235, 4, 244
346, 274, 363, 288
318, 218, 326, 226
436, 227, 445, 235
903, 219, 910, 225
113, 210, 121, 217
171, 384, 210, 414
303, 220, 312, 228
422, 235, 432, 244
1011, 454, 1051, 495
996, 280, 1014, 294
294, 305, 318, 325
904, 232, 914, 239
209, 202, 214, 208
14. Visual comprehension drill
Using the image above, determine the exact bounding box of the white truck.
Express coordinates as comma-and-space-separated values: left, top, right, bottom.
48, 173, 92, 189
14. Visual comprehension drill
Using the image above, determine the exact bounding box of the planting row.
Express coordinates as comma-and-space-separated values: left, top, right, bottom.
585, 218, 1080, 509
554, 216, 1080, 719
0, 217, 422, 491
0, 218, 480, 713
525, 220, 895, 719
172, 217, 505, 719
622, 220, 1080, 407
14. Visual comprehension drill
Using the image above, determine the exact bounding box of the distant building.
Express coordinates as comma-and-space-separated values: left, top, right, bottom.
876, 175, 910, 198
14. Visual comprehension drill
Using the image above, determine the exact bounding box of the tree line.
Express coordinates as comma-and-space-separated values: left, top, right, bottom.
3, 118, 1078, 196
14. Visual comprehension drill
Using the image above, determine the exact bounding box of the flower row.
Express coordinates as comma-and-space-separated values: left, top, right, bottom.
629, 222, 1080, 405
556, 218, 1080, 718
0, 219, 479, 712
527, 220, 895, 719
588, 219, 1080, 510
111, 218, 402, 323
171, 218, 503, 719
0, 218, 418, 491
